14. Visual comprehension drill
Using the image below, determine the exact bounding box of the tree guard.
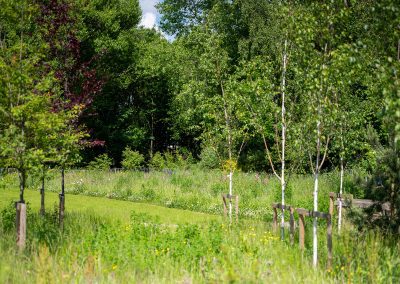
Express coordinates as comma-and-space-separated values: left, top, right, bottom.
272, 203, 295, 244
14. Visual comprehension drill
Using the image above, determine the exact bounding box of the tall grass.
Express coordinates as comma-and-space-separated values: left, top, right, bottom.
1, 167, 344, 221
1, 168, 399, 283
1, 204, 398, 283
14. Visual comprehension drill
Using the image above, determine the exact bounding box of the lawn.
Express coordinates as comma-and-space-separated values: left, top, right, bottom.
0, 188, 220, 225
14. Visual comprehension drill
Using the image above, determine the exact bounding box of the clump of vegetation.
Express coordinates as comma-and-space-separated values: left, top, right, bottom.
149, 152, 166, 170
199, 147, 220, 169
87, 154, 113, 170
1, 204, 399, 283
121, 147, 145, 170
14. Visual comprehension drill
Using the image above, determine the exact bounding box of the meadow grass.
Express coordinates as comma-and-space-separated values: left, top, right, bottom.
0, 167, 348, 220
0, 205, 398, 283
0, 205, 330, 283
1, 168, 398, 283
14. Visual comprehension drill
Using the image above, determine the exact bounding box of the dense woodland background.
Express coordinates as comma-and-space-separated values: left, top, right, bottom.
0, 1, 400, 282
0, 0, 399, 222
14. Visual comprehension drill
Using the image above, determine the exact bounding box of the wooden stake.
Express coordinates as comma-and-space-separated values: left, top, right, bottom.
298, 213, 305, 250
289, 207, 295, 245
329, 192, 335, 217
16, 202, 26, 251
273, 207, 278, 232
222, 194, 239, 222
327, 214, 333, 269
59, 168, 65, 229
222, 195, 227, 217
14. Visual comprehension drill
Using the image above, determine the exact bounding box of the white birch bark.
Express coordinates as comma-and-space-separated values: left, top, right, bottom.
313, 118, 321, 267
338, 157, 344, 232
221, 80, 233, 222
280, 39, 288, 239
229, 170, 233, 219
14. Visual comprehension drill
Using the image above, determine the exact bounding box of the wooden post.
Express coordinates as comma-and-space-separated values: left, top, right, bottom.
222, 194, 239, 222
235, 195, 239, 222
16, 202, 26, 251
327, 214, 333, 269
289, 207, 295, 245
222, 195, 227, 217
296, 208, 311, 250
298, 213, 305, 250
329, 192, 335, 217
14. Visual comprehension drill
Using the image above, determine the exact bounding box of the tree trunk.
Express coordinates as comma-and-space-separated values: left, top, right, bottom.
313, 171, 319, 267
150, 113, 154, 158
390, 183, 395, 219
313, 119, 321, 267
280, 39, 288, 241
221, 80, 234, 223
338, 157, 344, 232
40, 173, 45, 216
59, 168, 65, 228
397, 39, 399, 62
17, 170, 27, 250
229, 170, 233, 221
18, 170, 26, 203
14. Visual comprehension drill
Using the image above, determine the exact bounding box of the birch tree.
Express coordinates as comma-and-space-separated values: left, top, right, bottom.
174, 30, 249, 221
292, 2, 338, 267
234, 48, 291, 240
329, 45, 365, 232
201, 33, 249, 222
233, 1, 297, 239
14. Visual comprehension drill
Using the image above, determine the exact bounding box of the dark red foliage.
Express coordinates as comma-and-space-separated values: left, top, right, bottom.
81, 139, 106, 148
37, 0, 104, 113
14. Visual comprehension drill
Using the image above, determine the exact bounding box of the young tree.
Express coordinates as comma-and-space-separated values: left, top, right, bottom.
173, 30, 249, 221
329, 44, 366, 232
0, 0, 54, 204
292, 2, 339, 267
201, 33, 249, 221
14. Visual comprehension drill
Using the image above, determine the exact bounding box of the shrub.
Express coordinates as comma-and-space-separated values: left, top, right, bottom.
199, 146, 220, 169
87, 154, 113, 170
164, 151, 176, 169
149, 152, 165, 170
121, 147, 144, 170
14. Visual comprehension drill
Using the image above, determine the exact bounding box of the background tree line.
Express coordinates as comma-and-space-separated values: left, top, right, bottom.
0, 0, 399, 229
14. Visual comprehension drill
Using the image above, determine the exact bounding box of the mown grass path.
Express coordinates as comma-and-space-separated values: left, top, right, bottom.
0, 189, 221, 224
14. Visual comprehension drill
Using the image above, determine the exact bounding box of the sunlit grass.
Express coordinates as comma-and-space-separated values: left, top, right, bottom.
0, 167, 345, 221
0, 188, 220, 225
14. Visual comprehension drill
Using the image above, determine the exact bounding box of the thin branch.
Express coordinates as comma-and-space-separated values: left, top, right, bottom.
246, 100, 280, 180
262, 133, 281, 181
308, 152, 316, 175
318, 136, 330, 171
235, 130, 248, 163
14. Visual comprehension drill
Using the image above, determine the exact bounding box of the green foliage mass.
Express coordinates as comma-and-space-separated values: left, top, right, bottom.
87, 154, 113, 170
0, 0, 83, 201
121, 147, 145, 170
